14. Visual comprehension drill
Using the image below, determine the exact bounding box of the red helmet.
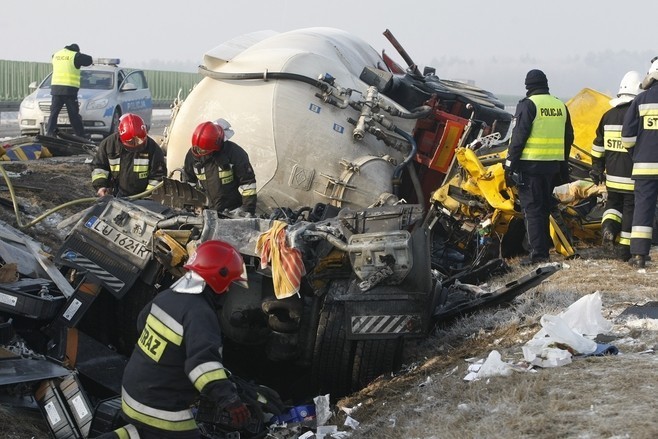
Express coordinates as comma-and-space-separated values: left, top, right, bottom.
118, 113, 147, 151
183, 240, 248, 294
191, 121, 224, 157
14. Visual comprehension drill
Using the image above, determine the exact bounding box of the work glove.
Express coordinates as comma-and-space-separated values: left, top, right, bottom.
96, 187, 111, 197
559, 162, 571, 186
222, 398, 252, 430
504, 168, 517, 188
589, 169, 604, 185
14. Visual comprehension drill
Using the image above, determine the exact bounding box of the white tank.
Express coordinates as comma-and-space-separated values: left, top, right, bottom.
165, 27, 416, 213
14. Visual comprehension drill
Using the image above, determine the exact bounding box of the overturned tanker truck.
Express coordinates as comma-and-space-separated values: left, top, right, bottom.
54, 27, 555, 399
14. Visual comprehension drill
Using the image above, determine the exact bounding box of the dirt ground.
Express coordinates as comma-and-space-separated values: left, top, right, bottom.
1, 156, 658, 438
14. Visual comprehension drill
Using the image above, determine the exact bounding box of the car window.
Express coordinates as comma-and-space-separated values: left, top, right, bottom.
38, 71, 114, 90
80, 71, 114, 90
39, 74, 52, 89
125, 71, 148, 89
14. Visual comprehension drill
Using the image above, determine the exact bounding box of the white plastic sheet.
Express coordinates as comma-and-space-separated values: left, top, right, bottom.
523, 292, 612, 366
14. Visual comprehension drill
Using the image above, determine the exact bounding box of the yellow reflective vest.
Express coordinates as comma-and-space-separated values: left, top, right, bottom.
520, 95, 567, 161
52, 48, 81, 88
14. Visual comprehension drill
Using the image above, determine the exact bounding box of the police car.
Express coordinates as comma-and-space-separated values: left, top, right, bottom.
18, 58, 152, 138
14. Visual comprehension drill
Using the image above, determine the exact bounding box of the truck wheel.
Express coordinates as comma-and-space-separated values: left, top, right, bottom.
311, 279, 404, 398
351, 337, 403, 391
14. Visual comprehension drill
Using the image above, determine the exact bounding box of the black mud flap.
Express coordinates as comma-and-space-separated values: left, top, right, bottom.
434, 264, 561, 323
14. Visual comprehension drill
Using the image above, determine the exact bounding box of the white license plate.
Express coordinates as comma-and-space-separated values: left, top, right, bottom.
44, 116, 71, 125
85, 217, 150, 260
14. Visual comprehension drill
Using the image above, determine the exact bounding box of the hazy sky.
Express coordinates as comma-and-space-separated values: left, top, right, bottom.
2, 0, 655, 98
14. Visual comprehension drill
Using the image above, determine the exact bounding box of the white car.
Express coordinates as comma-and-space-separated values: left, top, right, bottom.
18, 59, 152, 138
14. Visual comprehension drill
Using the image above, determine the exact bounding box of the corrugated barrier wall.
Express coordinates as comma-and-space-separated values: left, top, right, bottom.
0, 59, 200, 109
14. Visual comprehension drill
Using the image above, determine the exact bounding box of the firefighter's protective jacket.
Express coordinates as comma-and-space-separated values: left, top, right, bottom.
591, 102, 634, 192
120, 286, 235, 433
183, 141, 257, 214
91, 133, 166, 197
622, 82, 658, 179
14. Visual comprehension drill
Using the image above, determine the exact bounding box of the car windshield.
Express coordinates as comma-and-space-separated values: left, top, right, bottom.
40, 70, 114, 90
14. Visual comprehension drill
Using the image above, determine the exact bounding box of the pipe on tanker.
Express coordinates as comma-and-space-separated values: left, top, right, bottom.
157, 215, 204, 229
387, 105, 432, 120
199, 66, 330, 91
303, 230, 349, 251
391, 127, 419, 198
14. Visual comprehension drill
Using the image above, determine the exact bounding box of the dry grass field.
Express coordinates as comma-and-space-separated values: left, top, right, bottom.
337, 254, 658, 439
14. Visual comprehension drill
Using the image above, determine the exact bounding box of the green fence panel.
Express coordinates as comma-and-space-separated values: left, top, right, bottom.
0, 60, 52, 101
0, 59, 201, 108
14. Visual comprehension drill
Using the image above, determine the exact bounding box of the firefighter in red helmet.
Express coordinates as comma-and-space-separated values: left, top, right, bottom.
183, 120, 257, 216
100, 240, 251, 439
91, 113, 166, 197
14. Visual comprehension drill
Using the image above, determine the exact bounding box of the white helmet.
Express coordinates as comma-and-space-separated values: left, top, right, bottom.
641, 60, 658, 90
610, 70, 643, 106
649, 59, 658, 75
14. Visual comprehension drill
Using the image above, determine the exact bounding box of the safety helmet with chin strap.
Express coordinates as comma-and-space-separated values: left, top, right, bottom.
118, 113, 147, 151
611, 71, 643, 106
191, 121, 224, 158
641, 60, 658, 90
183, 240, 248, 294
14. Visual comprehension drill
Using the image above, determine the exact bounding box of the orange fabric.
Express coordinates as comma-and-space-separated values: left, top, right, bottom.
256, 220, 305, 299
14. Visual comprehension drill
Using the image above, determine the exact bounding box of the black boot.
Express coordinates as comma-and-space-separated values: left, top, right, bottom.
616, 246, 631, 262
629, 255, 646, 269
601, 224, 616, 251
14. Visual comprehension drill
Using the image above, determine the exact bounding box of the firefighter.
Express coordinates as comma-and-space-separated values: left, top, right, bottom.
504, 69, 574, 265
91, 113, 166, 197
590, 71, 644, 261
45, 43, 93, 138
99, 240, 252, 439
622, 59, 658, 268
183, 121, 257, 216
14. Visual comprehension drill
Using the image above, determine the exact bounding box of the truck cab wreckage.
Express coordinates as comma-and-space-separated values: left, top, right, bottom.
0, 28, 567, 438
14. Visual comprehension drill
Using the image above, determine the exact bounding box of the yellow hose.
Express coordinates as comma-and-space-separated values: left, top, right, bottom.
0, 162, 163, 230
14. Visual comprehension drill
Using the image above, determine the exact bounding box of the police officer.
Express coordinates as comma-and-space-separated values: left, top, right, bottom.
622, 60, 658, 268
91, 113, 166, 197
504, 69, 574, 265
590, 71, 643, 261
183, 121, 257, 216
100, 240, 252, 439
45, 43, 93, 138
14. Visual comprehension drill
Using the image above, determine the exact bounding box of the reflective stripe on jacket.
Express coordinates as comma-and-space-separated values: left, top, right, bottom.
120, 288, 231, 433
183, 141, 257, 214
520, 95, 567, 161
52, 48, 80, 88
591, 103, 634, 192
91, 133, 166, 196
622, 84, 658, 178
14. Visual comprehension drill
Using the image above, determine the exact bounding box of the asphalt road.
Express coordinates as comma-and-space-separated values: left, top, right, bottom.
0, 109, 171, 140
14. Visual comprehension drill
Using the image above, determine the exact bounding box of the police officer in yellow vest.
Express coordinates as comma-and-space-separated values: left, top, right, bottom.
504, 69, 574, 265
45, 43, 92, 138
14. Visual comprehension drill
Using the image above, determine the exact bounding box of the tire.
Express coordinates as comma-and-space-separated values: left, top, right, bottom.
310, 279, 404, 398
